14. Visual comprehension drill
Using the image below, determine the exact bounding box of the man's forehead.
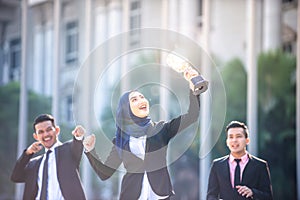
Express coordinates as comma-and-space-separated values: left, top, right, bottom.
228, 127, 244, 134
35, 120, 53, 129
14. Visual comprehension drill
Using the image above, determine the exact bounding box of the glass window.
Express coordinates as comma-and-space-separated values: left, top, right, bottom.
9, 38, 21, 81
65, 21, 78, 64
129, 0, 141, 46
66, 95, 73, 123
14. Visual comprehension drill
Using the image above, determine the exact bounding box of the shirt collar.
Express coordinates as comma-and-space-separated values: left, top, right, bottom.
229, 152, 249, 164
45, 140, 62, 153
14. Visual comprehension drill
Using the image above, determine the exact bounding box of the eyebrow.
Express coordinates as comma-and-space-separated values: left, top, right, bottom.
129, 94, 143, 101
129, 95, 137, 100
37, 126, 53, 132
228, 132, 244, 137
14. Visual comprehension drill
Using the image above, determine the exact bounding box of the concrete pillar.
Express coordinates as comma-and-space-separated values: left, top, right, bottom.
15, 0, 29, 198
52, 0, 61, 120
81, 0, 93, 198
199, 0, 211, 199
178, 0, 198, 38
246, 0, 258, 156
263, 0, 281, 50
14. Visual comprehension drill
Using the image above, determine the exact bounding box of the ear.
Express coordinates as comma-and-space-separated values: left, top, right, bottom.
33, 133, 39, 141
55, 126, 60, 136
246, 137, 250, 145
226, 138, 229, 147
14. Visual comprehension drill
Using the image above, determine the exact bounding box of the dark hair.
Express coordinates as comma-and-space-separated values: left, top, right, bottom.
33, 114, 56, 132
225, 121, 249, 138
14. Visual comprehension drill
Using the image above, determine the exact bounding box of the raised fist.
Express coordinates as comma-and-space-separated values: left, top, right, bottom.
72, 125, 86, 137
83, 134, 96, 152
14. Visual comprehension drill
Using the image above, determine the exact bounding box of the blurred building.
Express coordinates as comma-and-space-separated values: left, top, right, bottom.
0, 0, 297, 124
0, 0, 297, 123
0, 0, 298, 199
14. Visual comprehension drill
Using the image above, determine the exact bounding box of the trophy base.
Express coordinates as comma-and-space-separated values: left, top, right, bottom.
190, 75, 209, 95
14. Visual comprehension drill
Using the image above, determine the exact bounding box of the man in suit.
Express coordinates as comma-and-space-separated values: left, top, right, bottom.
206, 121, 273, 200
11, 114, 86, 200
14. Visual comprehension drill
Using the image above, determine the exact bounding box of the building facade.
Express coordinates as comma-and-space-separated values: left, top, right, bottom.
0, 0, 298, 199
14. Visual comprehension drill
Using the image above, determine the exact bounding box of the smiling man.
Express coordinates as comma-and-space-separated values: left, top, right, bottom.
206, 121, 274, 200
11, 114, 86, 200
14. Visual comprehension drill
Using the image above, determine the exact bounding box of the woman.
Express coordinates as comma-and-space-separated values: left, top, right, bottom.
83, 70, 202, 200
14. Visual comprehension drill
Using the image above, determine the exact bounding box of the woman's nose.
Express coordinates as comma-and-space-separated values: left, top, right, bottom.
138, 98, 145, 103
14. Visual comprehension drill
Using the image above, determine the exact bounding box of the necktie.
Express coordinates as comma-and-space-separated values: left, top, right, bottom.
41, 150, 51, 200
234, 158, 241, 187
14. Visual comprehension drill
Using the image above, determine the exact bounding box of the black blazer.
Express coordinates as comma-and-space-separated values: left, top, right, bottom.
86, 91, 200, 200
11, 138, 86, 200
206, 154, 273, 200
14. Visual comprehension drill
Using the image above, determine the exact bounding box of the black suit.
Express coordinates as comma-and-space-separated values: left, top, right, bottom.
11, 138, 86, 200
86, 91, 200, 200
207, 154, 273, 200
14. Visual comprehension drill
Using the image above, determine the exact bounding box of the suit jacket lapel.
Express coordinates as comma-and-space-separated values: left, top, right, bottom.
223, 156, 233, 188
54, 141, 63, 168
218, 156, 232, 188
32, 155, 44, 197
34, 155, 44, 177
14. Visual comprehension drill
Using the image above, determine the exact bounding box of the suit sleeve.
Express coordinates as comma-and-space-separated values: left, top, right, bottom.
85, 141, 122, 180
206, 161, 219, 200
71, 136, 84, 168
251, 161, 273, 200
164, 90, 200, 141
10, 150, 33, 182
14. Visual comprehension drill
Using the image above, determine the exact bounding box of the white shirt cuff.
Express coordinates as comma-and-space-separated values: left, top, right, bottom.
75, 135, 84, 141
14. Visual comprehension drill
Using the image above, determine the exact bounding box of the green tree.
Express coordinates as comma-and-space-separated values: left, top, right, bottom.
0, 82, 51, 199
257, 50, 296, 199
212, 58, 247, 158
211, 50, 296, 200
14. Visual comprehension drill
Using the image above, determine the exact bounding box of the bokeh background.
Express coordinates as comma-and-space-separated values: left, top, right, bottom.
0, 0, 299, 200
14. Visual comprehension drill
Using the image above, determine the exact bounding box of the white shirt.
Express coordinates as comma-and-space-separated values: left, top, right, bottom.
36, 141, 64, 200
129, 136, 169, 200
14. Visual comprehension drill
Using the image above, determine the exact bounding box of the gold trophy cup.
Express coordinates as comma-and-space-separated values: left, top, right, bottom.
166, 53, 208, 95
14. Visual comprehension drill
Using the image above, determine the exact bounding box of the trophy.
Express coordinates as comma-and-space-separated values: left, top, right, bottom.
166, 53, 209, 95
